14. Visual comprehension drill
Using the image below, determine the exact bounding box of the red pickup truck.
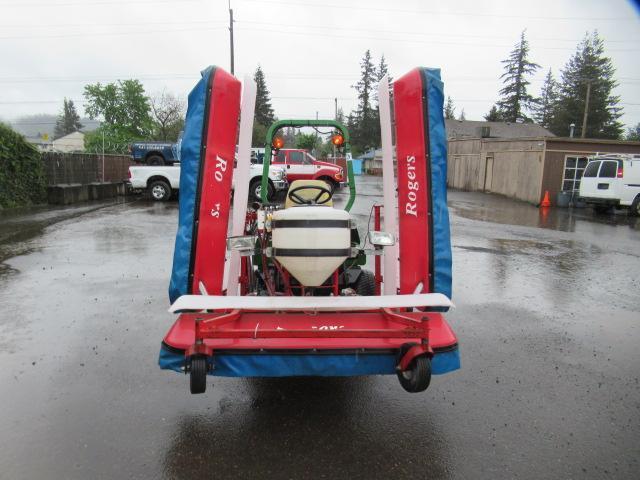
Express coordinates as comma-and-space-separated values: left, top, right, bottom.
273, 149, 344, 191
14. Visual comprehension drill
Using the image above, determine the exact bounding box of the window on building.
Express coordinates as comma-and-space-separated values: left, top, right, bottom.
562, 156, 589, 191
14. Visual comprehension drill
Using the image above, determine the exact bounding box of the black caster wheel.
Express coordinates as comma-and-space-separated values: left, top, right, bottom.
397, 354, 432, 393
189, 355, 208, 394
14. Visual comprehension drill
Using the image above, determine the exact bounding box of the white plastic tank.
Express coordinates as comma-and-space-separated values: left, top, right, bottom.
271, 206, 351, 286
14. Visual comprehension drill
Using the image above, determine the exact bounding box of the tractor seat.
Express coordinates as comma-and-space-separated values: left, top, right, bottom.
284, 179, 333, 209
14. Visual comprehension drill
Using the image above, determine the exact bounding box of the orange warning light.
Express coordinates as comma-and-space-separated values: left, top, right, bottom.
272, 136, 285, 149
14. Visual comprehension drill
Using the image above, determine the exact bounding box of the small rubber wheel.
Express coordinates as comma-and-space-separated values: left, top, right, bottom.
189, 355, 208, 394
149, 180, 171, 201
629, 195, 640, 217
353, 269, 376, 296
397, 355, 432, 393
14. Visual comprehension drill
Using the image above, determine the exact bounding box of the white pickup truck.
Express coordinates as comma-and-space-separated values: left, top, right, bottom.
127, 162, 288, 202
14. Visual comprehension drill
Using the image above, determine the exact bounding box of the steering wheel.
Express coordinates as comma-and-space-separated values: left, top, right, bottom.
288, 184, 333, 205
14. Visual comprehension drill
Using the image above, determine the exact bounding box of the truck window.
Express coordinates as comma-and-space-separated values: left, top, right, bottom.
289, 151, 304, 164
599, 161, 617, 178
583, 161, 600, 178
304, 153, 316, 164
275, 151, 286, 163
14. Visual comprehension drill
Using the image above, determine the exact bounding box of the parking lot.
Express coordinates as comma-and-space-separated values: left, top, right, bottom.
0, 175, 638, 479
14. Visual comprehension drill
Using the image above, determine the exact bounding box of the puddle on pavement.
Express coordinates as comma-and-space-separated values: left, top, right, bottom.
449, 191, 640, 232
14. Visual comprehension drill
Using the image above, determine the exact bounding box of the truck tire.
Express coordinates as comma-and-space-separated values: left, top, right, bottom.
149, 180, 172, 201
147, 154, 164, 166
629, 195, 640, 217
319, 177, 338, 193
249, 178, 274, 202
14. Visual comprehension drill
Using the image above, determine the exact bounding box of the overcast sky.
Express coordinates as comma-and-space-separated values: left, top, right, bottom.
1, 0, 639, 133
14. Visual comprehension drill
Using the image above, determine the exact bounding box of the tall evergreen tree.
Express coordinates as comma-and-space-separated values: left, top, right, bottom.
252, 65, 275, 146
548, 31, 623, 139
496, 31, 540, 122
376, 54, 390, 83
484, 105, 504, 122
458, 108, 466, 121
444, 96, 456, 119
532, 69, 558, 128
54, 98, 83, 139
350, 50, 379, 152
253, 65, 275, 126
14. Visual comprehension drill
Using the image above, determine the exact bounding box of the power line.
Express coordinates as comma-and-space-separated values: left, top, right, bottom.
2, 0, 201, 7
0, 17, 635, 45
233, 26, 640, 53
0, 19, 224, 29
236, 20, 639, 44
0, 25, 226, 40
237, 0, 633, 22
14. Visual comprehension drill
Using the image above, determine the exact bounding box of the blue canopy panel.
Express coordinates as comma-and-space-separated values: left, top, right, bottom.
159, 345, 460, 377
168, 67, 213, 304
422, 68, 452, 299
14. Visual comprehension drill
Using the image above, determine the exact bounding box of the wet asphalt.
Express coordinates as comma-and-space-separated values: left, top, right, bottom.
0, 176, 638, 479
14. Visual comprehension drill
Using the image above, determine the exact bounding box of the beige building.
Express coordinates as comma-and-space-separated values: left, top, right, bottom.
448, 137, 640, 205
52, 131, 85, 153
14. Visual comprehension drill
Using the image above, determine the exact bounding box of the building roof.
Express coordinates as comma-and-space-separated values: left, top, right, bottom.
356, 149, 378, 160
53, 130, 84, 142
445, 119, 554, 139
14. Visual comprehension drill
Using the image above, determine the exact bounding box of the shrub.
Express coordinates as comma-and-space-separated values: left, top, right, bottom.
0, 123, 46, 207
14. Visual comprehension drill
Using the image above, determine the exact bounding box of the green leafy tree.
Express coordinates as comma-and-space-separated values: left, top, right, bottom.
295, 132, 318, 151
253, 65, 276, 146
626, 123, 640, 141
496, 31, 540, 122
533, 69, 558, 128
444, 96, 456, 119
0, 123, 45, 207
150, 91, 185, 141
484, 105, 504, 122
548, 31, 623, 139
54, 98, 83, 139
83, 79, 153, 153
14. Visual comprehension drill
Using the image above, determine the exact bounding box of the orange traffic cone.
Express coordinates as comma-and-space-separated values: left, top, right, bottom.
540, 190, 551, 208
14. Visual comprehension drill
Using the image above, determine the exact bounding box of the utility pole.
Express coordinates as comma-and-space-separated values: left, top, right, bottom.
229, 1, 235, 75
581, 80, 591, 139
333, 98, 338, 159
315, 111, 319, 152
